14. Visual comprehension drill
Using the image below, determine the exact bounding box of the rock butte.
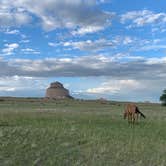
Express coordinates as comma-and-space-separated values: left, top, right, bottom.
45, 82, 73, 99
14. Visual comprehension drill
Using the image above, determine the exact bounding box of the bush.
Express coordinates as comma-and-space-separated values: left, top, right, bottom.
160, 89, 166, 106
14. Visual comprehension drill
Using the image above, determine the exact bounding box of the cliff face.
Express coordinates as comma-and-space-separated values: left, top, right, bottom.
45, 82, 73, 99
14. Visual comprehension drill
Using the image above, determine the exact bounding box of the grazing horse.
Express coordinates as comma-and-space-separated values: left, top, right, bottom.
124, 103, 146, 124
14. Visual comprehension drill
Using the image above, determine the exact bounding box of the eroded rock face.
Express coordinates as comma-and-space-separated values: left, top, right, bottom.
45, 82, 73, 99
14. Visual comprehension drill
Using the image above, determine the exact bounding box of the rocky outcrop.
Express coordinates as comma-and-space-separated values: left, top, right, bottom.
45, 82, 73, 99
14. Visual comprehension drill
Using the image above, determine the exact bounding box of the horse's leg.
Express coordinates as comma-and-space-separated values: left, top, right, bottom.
127, 114, 130, 124
129, 114, 132, 124
132, 113, 135, 125
128, 114, 131, 124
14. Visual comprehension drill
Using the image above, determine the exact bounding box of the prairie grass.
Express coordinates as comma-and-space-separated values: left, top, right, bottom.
0, 98, 166, 166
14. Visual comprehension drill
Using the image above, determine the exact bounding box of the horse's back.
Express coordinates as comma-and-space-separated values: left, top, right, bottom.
126, 103, 136, 113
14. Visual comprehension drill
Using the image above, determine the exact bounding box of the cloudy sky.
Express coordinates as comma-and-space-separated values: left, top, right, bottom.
0, 0, 166, 102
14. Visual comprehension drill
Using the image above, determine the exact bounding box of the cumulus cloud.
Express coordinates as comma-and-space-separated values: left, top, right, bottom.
81, 78, 165, 102
121, 10, 166, 28
48, 36, 137, 52
86, 79, 141, 94
48, 35, 166, 53
21, 48, 40, 54
0, 55, 166, 80
62, 39, 113, 51
0, 76, 32, 91
1, 55, 166, 101
2, 43, 19, 55
4, 29, 20, 34
20, 39, 30, 43
0, 75, 47, 97
0, 0, 113, 34
0, 0, 32, 28
48, 42, 58, 47
140, 44, 166, 51
71, 26, 105, 35
97, 0, 110, 3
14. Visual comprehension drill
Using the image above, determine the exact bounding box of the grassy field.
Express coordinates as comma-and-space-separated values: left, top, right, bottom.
0, 97, 166, 166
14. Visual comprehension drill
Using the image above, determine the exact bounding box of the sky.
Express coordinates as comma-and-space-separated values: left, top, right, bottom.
0, 0, 166, 102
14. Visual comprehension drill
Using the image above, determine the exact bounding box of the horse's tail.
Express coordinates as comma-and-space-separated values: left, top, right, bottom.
136, 106, 146, 118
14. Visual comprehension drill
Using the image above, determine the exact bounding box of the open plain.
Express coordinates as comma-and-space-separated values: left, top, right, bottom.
0, 98, 166, 166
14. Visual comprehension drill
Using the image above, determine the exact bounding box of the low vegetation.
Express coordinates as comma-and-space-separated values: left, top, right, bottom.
0, 98, 166, 166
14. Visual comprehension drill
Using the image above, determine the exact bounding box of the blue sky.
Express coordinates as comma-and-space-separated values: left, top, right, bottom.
0, 0, 166, 102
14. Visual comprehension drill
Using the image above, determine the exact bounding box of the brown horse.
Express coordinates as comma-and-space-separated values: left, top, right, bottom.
124, 103, 146, 124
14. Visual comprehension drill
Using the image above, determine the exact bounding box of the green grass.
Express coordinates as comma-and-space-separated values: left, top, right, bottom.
0, 98, 166, 166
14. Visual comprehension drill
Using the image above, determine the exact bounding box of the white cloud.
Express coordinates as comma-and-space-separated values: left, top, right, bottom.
0, 54, 165, 81
72, 26, 105, 35
2, 43, 19, 55
20, 39, 30, 43
4, 29, 20, 34
97, 0, 109, 3
0, 75, 46, 93
121, 10, 166, 28
146, 57, 166, 65
140, 45, 166, 51
86, 79, 141, 94
112, 36, 136, 46
21, 48, 40, 54
62, 39, 113, 51
0, 0, 32, 28
0, 0, 113, 34
0, 55, 166, 101
75, 78, 165, 102
123, 36, 133, 45
0, 87, 16, 92
52, 36, 136, 52
48, 42, 58, 47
